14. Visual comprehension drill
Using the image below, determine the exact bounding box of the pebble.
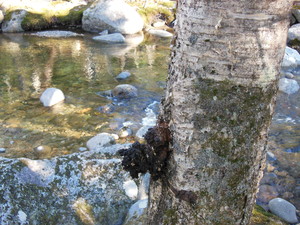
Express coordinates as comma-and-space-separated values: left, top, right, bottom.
119, 127, 133, 138
116, 71, 131, 80
285, 72, 295, 79
0, 148, 6, 153
78, 147, 87, 152
268, 198, 298, 224
93, 33, 125, 43
147, 29, 173, 38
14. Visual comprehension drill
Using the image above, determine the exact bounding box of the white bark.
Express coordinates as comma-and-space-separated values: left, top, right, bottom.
147, 0, 293, 224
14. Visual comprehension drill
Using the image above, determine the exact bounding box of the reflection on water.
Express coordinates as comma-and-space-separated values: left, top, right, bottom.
0, 32, 169, 159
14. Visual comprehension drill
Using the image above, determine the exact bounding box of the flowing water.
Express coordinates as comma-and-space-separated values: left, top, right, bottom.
0, 31, 299, 209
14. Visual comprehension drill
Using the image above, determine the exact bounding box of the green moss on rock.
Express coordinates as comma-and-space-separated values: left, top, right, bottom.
21, 12, 50, 31
250, 205, 288, 225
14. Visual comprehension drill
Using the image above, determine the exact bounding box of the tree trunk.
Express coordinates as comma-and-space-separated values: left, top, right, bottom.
147, 0, 292, 224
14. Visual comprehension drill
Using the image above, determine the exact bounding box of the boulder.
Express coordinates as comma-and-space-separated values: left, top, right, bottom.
147, 29, 173, 38
86, 133, 116, 150
287, 23, 300, 42
82, 0, 144, 34
0, 144, 137, 224
278, 78, 300, 95
93, 33, 126, 43
1, 10, 27, 33
268, 198, 298, 224
0, 10, 4, 24
112, 84, 138, 99
281, 46, 300, 70
40, 88, 65, 107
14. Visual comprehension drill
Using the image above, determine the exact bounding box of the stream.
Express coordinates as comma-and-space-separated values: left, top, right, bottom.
0, 31, 299, 210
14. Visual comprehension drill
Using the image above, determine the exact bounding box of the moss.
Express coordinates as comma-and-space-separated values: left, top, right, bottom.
55, 5, 88, 26
21, 12, 50, 31
250, 205, 288, 225
163, 209, 178, 225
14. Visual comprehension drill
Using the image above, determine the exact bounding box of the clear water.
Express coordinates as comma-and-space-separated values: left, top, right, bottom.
0, 32, 170, 159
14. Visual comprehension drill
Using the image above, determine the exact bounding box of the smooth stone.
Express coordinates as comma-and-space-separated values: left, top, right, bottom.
78, 147, 87, 152
40, 88, 65, 107
86, 133, 116, 150
147, 29, 173, 38
123, 180, 138, 199
32, 30, 83, 38
93, 33, 125, 43
268, 198, 298, 224
284, 72, 295, 79
281, 46, 300, 70
278, 78, 300, 95
112, 84, 138, 99
0, 148, 6, 153
292, 8, 300, 23
288, 23, 300, 42
152, 21, 165, 28
118, 127, 133, 138
82, 0, 144, 34
116, 71, 131, 80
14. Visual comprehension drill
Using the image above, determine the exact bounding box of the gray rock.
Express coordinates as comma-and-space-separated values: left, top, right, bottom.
292, 9, 300, 23
281, 46, 300, 70
40, 88, 65, 107
0, 10, 3, 24
278, 78, 300, 95
99, 29, 109, 35
0, 148, 6, 153
112, 84, 138, 99
86, 133, 116, 150
1, 10, 27, 33
0, 144, 136, 224
268, 198, 298, 224
147, 29, 173, 38
284, 72, 295, 79
82, 0, 144, 34
288, 23, 300, 42
93, 33, 125, 43
116, 71, 131, 80
32, 30, 83, 38
257, 184, 279, 203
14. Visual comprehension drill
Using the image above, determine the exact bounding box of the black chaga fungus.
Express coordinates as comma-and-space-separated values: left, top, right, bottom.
118, 119, 171, 180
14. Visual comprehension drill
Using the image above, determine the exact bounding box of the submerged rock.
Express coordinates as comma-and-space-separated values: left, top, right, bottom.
40, 88, 65, 107
86, 133, 116, 150
93, 33, 125, 43
0, 148, 6, 153
278, 78, 300, 95
0, 144, 136, 224
32, 30, 83, 38
268, 198, 298, 224
116, 71, 131, 80
112, 84, 138, 99
82, 0, 144, 34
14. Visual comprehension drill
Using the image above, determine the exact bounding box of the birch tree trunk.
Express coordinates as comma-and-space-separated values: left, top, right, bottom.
147, 0, 293, 224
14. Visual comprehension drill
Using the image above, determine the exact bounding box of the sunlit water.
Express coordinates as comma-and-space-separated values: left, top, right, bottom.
0, 32, 299, 209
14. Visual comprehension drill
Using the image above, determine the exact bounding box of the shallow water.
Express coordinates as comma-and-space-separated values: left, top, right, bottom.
0, 31, 299, 209
0, 32, 169, 159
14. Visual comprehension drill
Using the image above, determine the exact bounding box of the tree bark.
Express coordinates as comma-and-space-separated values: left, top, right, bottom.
147, 0, 293, 224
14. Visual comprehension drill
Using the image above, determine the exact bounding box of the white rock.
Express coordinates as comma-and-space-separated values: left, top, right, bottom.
92, 33, 125, 43
268, 198, 298, 224
32, 30, 82, 38
118, 127, 133, 138
137, 173, 150, 200
18, 210, 27, 223
1, 10, 27, 33
123, 180, 138, 199
281, 46, 300, 70
82, 0, 144, 34
0, 10, 4, 24
278, 78, 300, 95
40, 88, 65, 107
116, 71, 131, 80
288, 23, 300, 42
147, 29, 173, 38
86, 133, 116, 150
0, 148, 6, 153
78, 147, 87, 152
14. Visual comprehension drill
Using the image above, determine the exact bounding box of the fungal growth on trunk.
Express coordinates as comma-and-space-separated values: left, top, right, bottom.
118, 119, 171, 181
